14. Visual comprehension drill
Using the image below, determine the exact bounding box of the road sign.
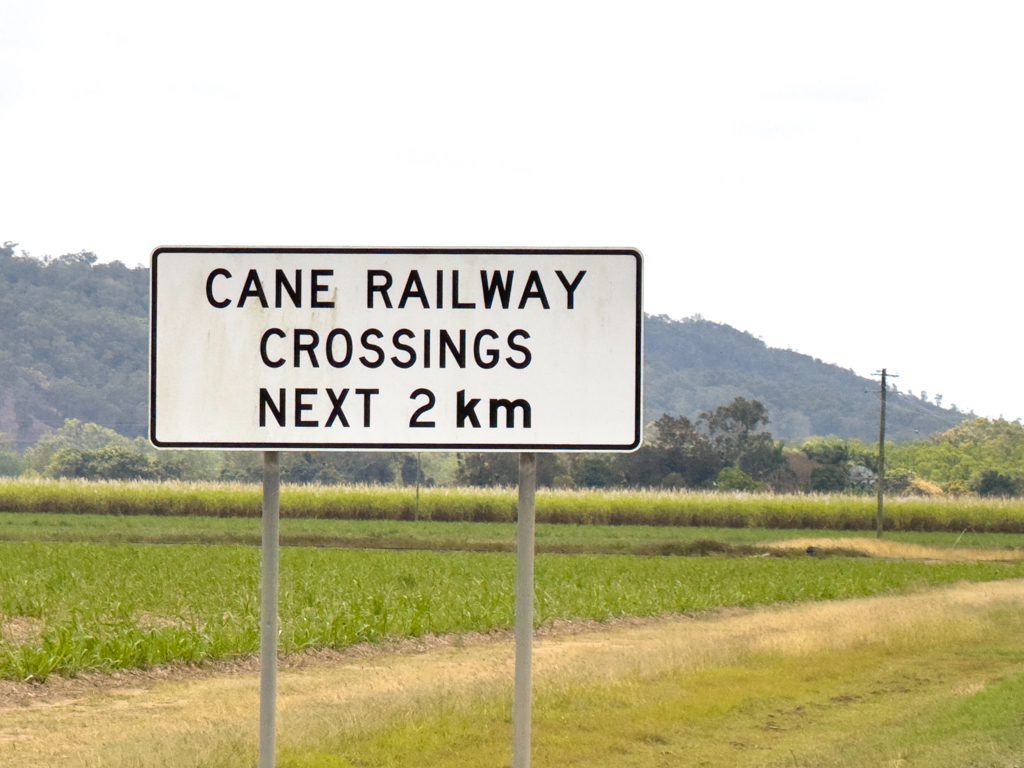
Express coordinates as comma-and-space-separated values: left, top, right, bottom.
150, 247, 642, 450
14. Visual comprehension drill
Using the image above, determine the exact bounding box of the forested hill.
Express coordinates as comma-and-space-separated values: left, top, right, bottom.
644, 314, 967, 443
0, 244, 148, 449
0, 243, 967, 448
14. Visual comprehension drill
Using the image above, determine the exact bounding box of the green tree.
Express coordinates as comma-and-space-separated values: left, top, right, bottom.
0, 430, 25, 476
570, 455, 622, 488
714, 466, 762, 491
44, 445, 157, 480
147, 447, 221, 482
801, 438, 850, 466
616, 413, 723, 488
456, 453, 561, 487
23, 418, 132, 473
809, 464, 848, 493
613, 445, 672, 487
0, 248, 149, 446
650, 413, 705, 450
737, 438, 789, 483
87, 445, 158, 480
700, 397, 787, 481
885, 418, 1024, 485
44, 447, 88, 478
219, 452, 262, 482
971, 469, 1021, 498
797, 436, 881, 492
700, 396, 770, 465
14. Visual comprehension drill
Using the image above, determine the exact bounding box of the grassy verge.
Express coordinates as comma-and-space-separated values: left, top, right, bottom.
4, 477, 1024, 532
28, 581, 1024, 768
298, 619, 1024, 768
2, 511, 1022, 553
3, 540, 1024, 680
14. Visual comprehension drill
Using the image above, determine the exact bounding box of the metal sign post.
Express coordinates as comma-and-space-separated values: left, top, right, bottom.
260, 451, 280, 768
513, 452, 536, 768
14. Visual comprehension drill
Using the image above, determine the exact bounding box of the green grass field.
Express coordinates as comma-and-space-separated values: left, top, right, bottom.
5, 480, 1024, 765
3, 539, 1024, 681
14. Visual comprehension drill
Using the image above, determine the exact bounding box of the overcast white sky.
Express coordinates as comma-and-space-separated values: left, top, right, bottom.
2, 1, 1022, 421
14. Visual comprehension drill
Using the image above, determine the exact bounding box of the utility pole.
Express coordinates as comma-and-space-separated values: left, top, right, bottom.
871, 369, 897, 539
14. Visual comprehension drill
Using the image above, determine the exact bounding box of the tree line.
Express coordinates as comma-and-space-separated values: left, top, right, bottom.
0, 397, 792, 491
457, 396, 790, 490
1, 405, 1021, 497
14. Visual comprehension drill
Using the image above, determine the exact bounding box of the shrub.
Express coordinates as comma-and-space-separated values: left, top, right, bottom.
946, 479, 971, 496
714, 466, 762, 491
457, 453, 561, 487
45, 448, 88, 478
45, 446, 158, 481
661, 472, 686, 489
907, 477, 944, 497
0, 451, 24, 477
810, 464, 847, 493
972, 469, 1021, 498
885, 470, 916, 496
0, 432, 23, 477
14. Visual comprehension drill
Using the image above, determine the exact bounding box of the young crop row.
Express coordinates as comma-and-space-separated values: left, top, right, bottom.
4, 477, 1024, 532
2, 540, 1023, 680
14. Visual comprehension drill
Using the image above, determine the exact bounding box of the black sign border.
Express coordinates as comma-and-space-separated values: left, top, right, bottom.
151, 246, 643, 451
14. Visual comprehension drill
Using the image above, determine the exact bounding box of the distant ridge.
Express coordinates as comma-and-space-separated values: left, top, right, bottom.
0, 243, 968, 448
644, 314, 967, 443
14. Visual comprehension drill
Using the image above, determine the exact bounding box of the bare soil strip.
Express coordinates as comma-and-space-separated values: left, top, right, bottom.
0, 531, 877, 557
5, 528, 1020, 559
761, 535, 1024, 561
0, 531, 820, 556
2, 579, 1023, 767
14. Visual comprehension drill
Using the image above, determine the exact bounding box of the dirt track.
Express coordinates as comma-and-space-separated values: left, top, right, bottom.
762, 535, 1024, 561
3, 577, 1024, 767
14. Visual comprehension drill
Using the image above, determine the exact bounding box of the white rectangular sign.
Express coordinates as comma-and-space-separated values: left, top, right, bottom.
150, 247, 642, 450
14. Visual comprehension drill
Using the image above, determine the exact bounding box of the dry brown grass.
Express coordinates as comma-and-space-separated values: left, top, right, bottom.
2, 578, 1023, 767
760, 535, 1024, 561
